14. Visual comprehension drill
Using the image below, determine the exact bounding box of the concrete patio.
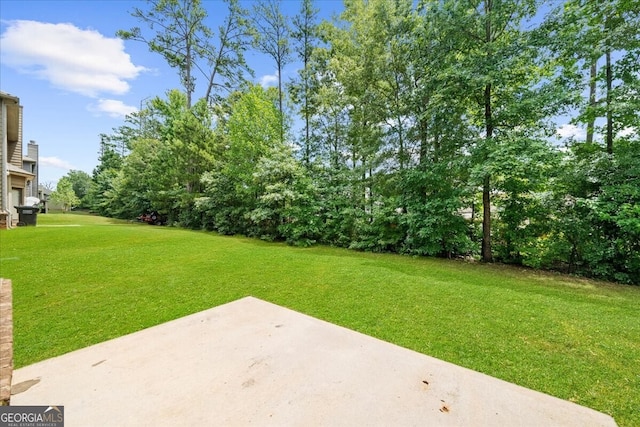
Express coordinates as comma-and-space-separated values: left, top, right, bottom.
10, 297, 617, 426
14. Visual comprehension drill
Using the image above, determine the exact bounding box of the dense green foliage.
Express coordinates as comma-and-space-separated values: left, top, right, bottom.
63, 170, 92, 208
70, 0, 640, 283
49, 176, 81, 211
1, 213, 639, 425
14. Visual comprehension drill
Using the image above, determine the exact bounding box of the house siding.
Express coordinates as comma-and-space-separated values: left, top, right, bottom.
25, 141, 39, 197
1, 92, 34, 228
7, 106, 23, 167
0, 100, 5, 212
0, 95, 11, 228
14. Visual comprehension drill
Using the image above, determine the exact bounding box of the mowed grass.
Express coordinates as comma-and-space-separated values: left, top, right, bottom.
1, 213, 639, 426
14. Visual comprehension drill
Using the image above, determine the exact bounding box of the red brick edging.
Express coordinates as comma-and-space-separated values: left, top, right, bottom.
0, 278, 13, 405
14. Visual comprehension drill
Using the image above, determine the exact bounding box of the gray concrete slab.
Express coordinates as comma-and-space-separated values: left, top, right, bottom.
11, 296, 616, 426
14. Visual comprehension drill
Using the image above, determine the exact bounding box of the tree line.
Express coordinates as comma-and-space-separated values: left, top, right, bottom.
55, 0, 640, 284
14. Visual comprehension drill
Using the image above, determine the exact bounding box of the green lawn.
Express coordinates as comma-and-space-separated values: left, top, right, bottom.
1, 213, 639, 426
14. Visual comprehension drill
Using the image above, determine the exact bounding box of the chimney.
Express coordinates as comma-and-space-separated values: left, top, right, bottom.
27, 140, 39, 198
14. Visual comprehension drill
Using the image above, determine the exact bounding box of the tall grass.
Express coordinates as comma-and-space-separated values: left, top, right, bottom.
1, 213, 639, 426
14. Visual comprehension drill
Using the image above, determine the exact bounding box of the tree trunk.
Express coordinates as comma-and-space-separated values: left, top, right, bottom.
278, 62, 284, 144
481, 0, 493, 263
606, 49, 613, 154
304, 76, 310, 164
204, 30, 227, 104
482, 81, 493, 263
418, 107, 429, 165
304, 30, 311, 165
482, 175, 492, 262
586, 59, 596, 144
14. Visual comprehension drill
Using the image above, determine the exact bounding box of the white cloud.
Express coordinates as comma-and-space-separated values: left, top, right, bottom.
39, 156, 75, 170
556, 124, 586, 140
0, 20, 146, 97
618, 127, 637, 138
88, 99, 137, 118
259, 72, 278, 88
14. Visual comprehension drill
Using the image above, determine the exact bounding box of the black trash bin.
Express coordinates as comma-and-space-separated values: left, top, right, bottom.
15, 206, 40, 226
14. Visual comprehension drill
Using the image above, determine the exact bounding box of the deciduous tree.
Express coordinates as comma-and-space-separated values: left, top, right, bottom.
252, 0, 291, 143
119, 0, 253, 107
51, 177, 81, 212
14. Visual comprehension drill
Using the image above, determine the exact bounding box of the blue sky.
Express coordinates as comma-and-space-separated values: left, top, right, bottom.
2, 0, 614, 187
0, 0, 344, 186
